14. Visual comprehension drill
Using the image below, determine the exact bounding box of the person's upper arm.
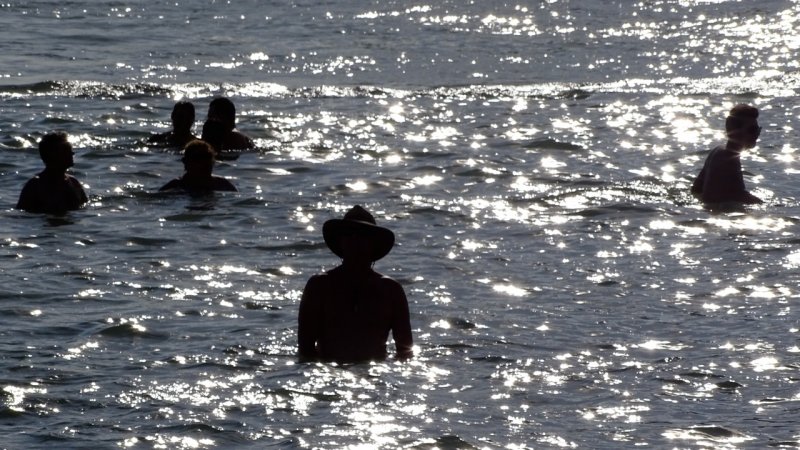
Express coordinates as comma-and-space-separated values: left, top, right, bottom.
691, 166, 705, 195
388, 280, 413, 359
16, 180, 37, 211
222, 179, 237, 192
70, 178, 88, 204
159, 179, 179, 192
298, 275, 323, 358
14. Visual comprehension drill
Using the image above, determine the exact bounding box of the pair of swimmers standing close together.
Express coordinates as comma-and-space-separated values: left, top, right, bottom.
15, 102, 763, 363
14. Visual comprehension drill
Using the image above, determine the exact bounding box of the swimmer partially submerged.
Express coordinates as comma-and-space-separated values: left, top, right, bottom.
159, 139, 237, 193
298, 205, 413, 363
16, 131, 88, 214
691, 104, 763, 205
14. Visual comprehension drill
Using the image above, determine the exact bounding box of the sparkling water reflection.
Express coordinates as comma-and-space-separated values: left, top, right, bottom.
2, 0, 800, 448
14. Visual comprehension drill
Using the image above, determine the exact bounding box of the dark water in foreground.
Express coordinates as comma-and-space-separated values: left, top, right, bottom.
2, 1, 800, 448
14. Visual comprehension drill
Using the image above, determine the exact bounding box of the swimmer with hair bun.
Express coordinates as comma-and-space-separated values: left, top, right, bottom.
691, 104, 763, 205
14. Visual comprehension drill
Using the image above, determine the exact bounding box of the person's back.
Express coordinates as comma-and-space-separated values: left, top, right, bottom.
691, 146, 750, 203
200, 119, 226, 156
17, 132, 88, 214
300, 268, 410, 362
691, 104, 762, 205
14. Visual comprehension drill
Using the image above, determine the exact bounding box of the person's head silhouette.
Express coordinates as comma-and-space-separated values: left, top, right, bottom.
208, 97, 236, 132
181, 140, 216, 176
171, 101, 195, 133
39, 131, 74, 173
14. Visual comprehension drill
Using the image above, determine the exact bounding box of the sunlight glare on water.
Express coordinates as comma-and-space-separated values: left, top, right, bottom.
3, 0, 800, 448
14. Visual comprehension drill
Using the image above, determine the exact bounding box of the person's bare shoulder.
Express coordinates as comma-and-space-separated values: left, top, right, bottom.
212, 176, 237, 192
305, 272, 332, 289
230, 130, 254, 149
374, 274, 406, 297
16, 177, 43, 210
159, 178, 182, 192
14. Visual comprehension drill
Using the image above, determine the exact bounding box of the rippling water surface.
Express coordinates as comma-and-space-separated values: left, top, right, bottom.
2, 1, 800, 448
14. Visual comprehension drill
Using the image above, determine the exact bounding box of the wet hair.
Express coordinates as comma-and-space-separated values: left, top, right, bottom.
171, 101, 195, 124
182, 140, 216, 171
183, 139, 215, 160
201, 118, 226, 153
208, 97, 236, 129
38, 131, 71, 162
725, 104, 759, 133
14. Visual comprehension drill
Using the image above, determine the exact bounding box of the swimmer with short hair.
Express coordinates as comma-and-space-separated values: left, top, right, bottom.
207, 97, 254, 151
16, 131, 88, 214
159, 139, 237, 192
149, 101, 197, 148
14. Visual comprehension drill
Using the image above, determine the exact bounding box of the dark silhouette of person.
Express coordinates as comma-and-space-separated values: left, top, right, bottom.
149, 101, 197, 148
200, 118, 226, 156
16, 131, 88, 214
298, 205, 413, 363
159, 140, 237, 192
691, 104, 763, 204
207, 97, 254, 150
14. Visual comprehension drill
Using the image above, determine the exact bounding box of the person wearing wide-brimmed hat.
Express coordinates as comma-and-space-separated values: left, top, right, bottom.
298, 205, 413, 363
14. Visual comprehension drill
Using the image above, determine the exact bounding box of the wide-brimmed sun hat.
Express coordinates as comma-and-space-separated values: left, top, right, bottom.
322, 205, 395, 261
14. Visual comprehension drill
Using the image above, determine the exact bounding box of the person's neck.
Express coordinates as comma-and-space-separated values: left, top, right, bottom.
725, 140, 745, 153
40, 167, 67, 179
173, 128, 193, 138
182, 171, 213, 184
340, 259, 373, 275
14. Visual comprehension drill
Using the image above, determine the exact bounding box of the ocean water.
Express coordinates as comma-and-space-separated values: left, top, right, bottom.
2, 0, 800, 448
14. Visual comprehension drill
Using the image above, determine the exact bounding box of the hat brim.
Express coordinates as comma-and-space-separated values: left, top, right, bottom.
322, 219, 395, 262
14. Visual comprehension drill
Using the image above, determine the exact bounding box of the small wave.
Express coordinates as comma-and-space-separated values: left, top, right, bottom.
679, 370, 724, 379
574, 202, 662, 217
126, 236, 177, 246
754, 397, 794, 404
715, 380, 743, 390
768, 441, 800, 448
179, 361, 240, 371
0, 80, 173, 100
689, 425, 748, 439
0, 406, 25, 419
432, 343, 477, 350
156, 423, 226, 434
287, 82, 599, 102
97, 323, 167, 340
469, 355, 517, 363
656, 376, 690, 386
254, 241, 325, 252
411, 434, 479, 450
293, 85, 412, 99
523, 138, 584, 151
560, 88, 593, 99
274, 387, 342, 402
441, 317, 477, 330
244, 301, 281, 310
161, 213, 211, 222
